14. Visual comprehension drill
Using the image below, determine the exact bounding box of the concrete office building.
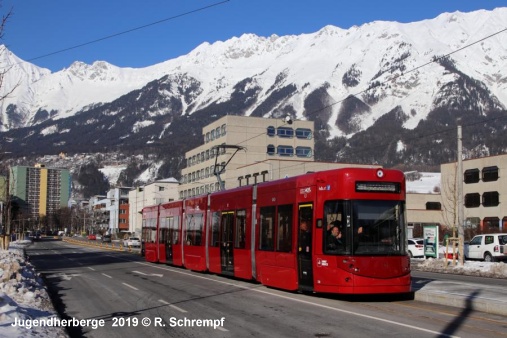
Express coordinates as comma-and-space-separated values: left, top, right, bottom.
441, 153, 507, 233
180, 115, 317, 197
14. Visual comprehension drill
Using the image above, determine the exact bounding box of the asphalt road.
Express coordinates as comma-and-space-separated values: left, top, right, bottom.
26, 238, 507, 338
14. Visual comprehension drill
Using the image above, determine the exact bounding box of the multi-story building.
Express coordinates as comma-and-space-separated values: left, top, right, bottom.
128, 178, 180, 236
441, 153, 507, 234
179, 115, 316, 197
9, 164, 70, 223
106, 187, 131, 235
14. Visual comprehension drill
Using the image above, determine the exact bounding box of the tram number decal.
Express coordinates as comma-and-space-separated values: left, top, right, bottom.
316, 258, 328, 267
299, 187, 312, 197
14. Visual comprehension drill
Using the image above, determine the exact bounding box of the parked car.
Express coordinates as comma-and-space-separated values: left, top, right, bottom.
124, 237, 141, 247
466, 233, 507, 262
87, 234, 96, 240
102, 234, 112, 243
408, 238, 425, 258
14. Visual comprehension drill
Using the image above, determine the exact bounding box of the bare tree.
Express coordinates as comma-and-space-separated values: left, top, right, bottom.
441, 163, 458, 232
0, 3, 18, 250
0, 4, 17, 102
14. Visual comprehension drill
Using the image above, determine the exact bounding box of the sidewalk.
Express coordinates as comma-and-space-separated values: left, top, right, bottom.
411, 260, 507, 317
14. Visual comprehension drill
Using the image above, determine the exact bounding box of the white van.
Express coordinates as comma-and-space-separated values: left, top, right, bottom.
465, 234, 507, 262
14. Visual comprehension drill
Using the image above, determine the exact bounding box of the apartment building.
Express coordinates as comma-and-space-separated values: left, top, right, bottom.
9, 164, 70, 221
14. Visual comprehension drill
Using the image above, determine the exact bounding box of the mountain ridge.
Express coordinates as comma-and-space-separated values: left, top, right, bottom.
0, 8, 506, 188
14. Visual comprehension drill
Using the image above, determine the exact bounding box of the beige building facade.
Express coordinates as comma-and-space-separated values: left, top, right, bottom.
440, 153, 507, 233
177, 115, 507, 240
180, 115, 316, 198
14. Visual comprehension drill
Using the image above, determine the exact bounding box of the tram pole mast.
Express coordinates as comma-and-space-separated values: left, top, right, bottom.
457, 121, 465, 266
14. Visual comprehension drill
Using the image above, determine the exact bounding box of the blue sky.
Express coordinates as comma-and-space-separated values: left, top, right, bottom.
1, 0, 505, 72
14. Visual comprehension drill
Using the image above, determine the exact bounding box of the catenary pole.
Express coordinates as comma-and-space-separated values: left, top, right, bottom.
457, 121, 465, 265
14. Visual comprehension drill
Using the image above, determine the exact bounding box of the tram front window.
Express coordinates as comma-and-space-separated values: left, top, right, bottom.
352, 200, 405, 255
323, 200, 406, 256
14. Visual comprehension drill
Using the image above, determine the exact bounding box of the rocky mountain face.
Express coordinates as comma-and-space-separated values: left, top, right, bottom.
0, 9, 506, 188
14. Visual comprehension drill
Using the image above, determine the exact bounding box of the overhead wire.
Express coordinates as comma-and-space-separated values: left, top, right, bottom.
22, 1, 231, 63
182, 26, 507, 186
230, 26, 507, 165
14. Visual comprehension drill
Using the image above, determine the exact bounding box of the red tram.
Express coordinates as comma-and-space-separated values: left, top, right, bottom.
141, 167, 411, 294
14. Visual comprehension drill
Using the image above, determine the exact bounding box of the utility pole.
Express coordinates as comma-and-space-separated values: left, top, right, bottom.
457, 121, 465, 265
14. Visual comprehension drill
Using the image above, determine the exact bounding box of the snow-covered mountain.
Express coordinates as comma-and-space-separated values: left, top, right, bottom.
2, 8, 505, 133
0, 8, 506, 181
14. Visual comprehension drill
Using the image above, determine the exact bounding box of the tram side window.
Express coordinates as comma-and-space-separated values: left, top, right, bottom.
235, 210, 246, 249
259, 206, 275, 251
170, 216, 180, 244
277, 204, 293, 252
186, 213, 204, 246
142, 218, 157, 243
323, 201, 347, 254
159, 216, 169, 244
210, 212, 220, 247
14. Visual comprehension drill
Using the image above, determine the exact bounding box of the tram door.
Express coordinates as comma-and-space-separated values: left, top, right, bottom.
165, 216, 176, 264
220, 211, 235, 275
298, 204, 314, 291
164, 229, 173, 264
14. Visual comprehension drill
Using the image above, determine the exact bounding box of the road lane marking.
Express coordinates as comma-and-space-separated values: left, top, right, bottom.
102, 273, 113, 278
158, 299, 188, 313
122, 283, 139, 290
133, 261, 457, 338
87, 267, 95, 271
133, 270, 163, 277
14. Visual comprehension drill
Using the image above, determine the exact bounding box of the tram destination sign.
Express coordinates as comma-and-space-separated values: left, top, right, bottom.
355, 181, 401, 193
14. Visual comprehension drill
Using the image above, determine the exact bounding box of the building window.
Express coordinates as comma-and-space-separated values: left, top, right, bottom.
295, 146, 312, 157
482, 191, 499, 207
267, 126, 275, 136
267, 144, 275, 155
211, 130, 215, 140
277, 145, 294, 157
277, 127, 294, 138
483, 217, 500, 232
221, 124, 226, 136
482, 166, 498, 182
206, 132, 210, 142
464, 193, 480, 208
425, 202, 441, 210
464, 169, 480, 184
465, 217, 480, 229
295, 128, 312, 139
158, 186, 165, 191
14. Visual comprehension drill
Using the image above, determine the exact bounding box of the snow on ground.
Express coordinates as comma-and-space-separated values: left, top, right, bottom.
0, 241, 67, 338
1, 239, 506, 338
99, 165, 126, 186
406, 172, 441, 194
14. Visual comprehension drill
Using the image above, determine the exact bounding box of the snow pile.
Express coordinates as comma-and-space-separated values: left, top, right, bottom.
0, 242, 67, 338
414, 258, 507, 278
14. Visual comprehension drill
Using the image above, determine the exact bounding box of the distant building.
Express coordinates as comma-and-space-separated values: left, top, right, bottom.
9, 165, 70, 222
106, 187, 131, 235
128, 178, 180, 236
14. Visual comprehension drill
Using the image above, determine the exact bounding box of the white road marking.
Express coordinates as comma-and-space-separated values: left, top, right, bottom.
158, 299, 188, 313
122, 283, 139, 290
